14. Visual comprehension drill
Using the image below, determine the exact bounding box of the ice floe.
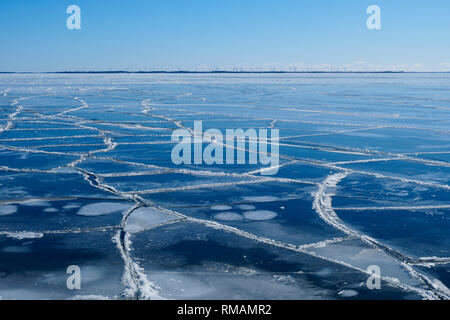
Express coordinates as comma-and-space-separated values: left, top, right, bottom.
236, 204, 256, 210
0, 205, 18, 216
63, 204, 81, 210
243, 210, 278, 221
338, 289, 359, 297
242, 196, 279, 203
210, 205, 233, 211
20, 200, 51, 207
213, 212, 244, 221
76, 202, 131, 216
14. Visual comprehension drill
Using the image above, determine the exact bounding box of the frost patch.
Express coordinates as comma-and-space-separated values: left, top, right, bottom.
338, 289, 359, 298
70, 295, 111, 300
63, 204, 81, 210
214, 212, 243, 221
237, 204, 256, 211
76, 202, 131, 216
20, 200, 51, 207
243, 210, 278, 221
242, 196, 279, 203
0, 205, 18, 216
3, 246, 31, 253
124, 207, 178, 233
210, 205, 233, 211
6, 232, 44, 240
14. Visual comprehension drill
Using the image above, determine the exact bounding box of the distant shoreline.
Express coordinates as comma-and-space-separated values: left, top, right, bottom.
0, 71, 449, 75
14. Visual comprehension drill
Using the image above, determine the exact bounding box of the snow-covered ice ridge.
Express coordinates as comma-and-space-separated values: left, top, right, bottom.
0, 73, 450, 300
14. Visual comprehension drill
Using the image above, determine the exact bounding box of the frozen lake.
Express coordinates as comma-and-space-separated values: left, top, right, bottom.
0, 73, 449, 300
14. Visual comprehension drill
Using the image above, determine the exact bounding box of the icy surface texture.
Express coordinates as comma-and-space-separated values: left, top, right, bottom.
0, 73, 449, 299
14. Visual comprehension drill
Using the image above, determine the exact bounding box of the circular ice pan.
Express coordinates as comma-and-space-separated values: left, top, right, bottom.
243, 210, 277, 221
214, 212, 243, 221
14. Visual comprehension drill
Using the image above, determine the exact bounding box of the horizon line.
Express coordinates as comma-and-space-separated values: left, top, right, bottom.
1, 70, 450, 74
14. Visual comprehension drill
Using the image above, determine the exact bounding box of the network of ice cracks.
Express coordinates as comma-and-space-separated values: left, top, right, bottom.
0, 74, 449, 300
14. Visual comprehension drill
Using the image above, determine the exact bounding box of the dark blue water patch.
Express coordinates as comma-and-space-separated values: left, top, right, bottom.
173, 114, 245, 121
208, 120, 276, 128
94, 145, 194, 170
94, 143, 175, 161
0, 233, 105, 272
4, 136, 105, 148
0, 231, 124, 299
177, 160, 290, 175
332, 196, 382, 209
0, 150, 78, 170
297, 112, 448, 131
77, 158, 160, 174
22, 102, 80, 111
419, 153, 450, 164
38, 145, 108, 154
0, 199, 131, 232
333, 174, 450, 209
73, 96, 143, 106
0, 128, 96, 140
91, 122, 178, 135
336, 209, 450, 258
68, 110, 151, 122
11, 95, 79, 107
278, 129, 332, 138
339, 159, 450, 185
177, 125, 313, 139
95, 142, 288, 174
111, 134, 174, 144
12, 122, 83, 130
415, 265, 450, 290
163, 239, 301, 272
173, 104, 304, 122
181, 120, 274, 130
0, 172, 117, 200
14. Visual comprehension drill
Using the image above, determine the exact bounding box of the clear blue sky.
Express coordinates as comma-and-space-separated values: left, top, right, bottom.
1, 0, 449, 72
